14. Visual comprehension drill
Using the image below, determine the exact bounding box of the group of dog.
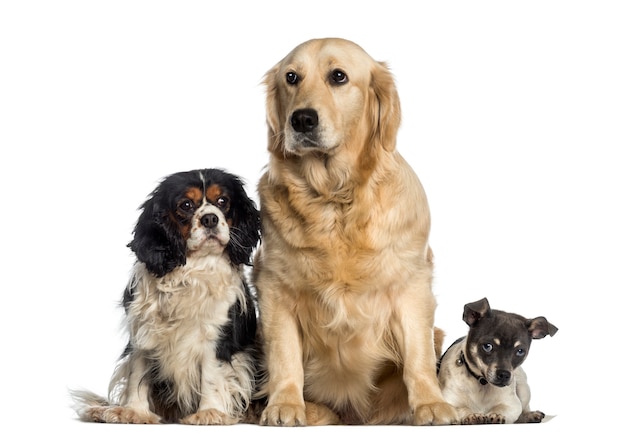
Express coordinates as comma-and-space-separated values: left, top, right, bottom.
71, 38, 558, 426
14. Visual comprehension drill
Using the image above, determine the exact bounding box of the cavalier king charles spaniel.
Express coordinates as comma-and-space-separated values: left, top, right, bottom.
72, 168, 261, 424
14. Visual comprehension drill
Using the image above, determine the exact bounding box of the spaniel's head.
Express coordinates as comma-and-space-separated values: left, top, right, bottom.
129, 169, 260, 277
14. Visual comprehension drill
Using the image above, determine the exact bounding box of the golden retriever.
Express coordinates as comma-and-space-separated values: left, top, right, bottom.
253, 38, 458, 426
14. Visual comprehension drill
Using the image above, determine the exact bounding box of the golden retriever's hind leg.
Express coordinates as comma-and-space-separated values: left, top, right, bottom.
305, 401, 341, 425
368, 370, 412, 425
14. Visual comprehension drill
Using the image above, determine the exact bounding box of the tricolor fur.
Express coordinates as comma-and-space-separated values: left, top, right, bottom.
71, 168, 261, 424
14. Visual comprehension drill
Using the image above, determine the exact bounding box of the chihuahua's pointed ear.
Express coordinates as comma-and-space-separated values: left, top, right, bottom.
463, 297, 491, 327
526, 317, 558, 339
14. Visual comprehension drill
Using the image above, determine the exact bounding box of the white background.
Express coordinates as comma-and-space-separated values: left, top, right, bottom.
1, 1, 624, 439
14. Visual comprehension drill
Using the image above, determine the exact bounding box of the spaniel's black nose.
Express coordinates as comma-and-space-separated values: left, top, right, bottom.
201, 213, 219, 228
291, 108, 318, 133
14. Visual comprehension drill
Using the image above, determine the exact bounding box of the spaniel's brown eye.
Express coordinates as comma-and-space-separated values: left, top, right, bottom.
330, 69, 348, 85
178, 199, 195, 212
216, 196, 230, 209
286, 71, 299, 85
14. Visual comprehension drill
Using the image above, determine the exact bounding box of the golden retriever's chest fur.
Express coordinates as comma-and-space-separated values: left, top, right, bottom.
254, 37, 457, 426
296, 283, 400, 407
258, 156, 431, 410
260, 155, 429, 290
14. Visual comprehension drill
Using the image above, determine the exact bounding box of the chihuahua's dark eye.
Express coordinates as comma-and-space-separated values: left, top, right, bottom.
286, 71, 299, 85
516, 348, 526, 357
330, 69, 348, 85
482, 343, 493, 353
178, 199, 195, 212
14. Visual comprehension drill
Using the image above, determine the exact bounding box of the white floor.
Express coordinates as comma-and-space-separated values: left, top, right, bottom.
36, 411, 583, 440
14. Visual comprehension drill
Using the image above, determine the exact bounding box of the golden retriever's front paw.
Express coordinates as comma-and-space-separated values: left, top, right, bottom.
260, 403, 306, 426
413, 401, 458, 425
180, 409, 238, 425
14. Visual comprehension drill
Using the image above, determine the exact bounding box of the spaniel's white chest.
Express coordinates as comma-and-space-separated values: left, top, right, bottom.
127, 255, 242, 351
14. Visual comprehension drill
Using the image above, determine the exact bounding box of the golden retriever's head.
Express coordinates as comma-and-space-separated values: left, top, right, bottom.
264, 38, 401, 159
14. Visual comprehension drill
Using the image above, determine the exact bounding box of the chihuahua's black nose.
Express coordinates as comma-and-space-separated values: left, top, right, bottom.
291, 108, 318, 133
496, 370, 511, 382
201, 213, 219, 229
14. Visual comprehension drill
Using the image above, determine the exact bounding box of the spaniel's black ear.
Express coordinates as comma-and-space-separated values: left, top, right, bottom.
227, 179, 261, 266
128, 194, 186, 277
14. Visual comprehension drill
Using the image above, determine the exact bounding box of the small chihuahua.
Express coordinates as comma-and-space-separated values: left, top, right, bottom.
437, 297, 558, 424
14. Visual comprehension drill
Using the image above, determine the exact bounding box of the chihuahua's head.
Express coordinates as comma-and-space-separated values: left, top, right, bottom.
462, 297, 558, 387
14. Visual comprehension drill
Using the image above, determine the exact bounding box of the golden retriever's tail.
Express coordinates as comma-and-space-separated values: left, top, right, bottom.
433, 326, 445, 360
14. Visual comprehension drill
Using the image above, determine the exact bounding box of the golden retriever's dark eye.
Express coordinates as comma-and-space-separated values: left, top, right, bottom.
330, 69, 348, 85
286, 71, 299, 85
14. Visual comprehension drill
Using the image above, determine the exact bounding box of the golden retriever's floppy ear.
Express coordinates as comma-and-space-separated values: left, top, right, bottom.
368, 61, 401, 152
263, 64, 283, 153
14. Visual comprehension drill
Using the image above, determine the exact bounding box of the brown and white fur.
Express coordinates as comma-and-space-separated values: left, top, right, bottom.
71, 168, 261, 424
253, 37, 458, 426
437, 297, 558, 424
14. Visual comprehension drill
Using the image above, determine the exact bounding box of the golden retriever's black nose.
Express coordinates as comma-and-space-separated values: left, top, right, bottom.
291, 108, 318, 133
201, 213, 219, 228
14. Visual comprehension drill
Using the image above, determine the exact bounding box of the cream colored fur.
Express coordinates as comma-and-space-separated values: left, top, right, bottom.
253, 38, 458, 426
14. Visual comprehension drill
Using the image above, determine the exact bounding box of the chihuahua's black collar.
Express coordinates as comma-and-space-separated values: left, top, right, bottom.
459, 351, 488, 386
